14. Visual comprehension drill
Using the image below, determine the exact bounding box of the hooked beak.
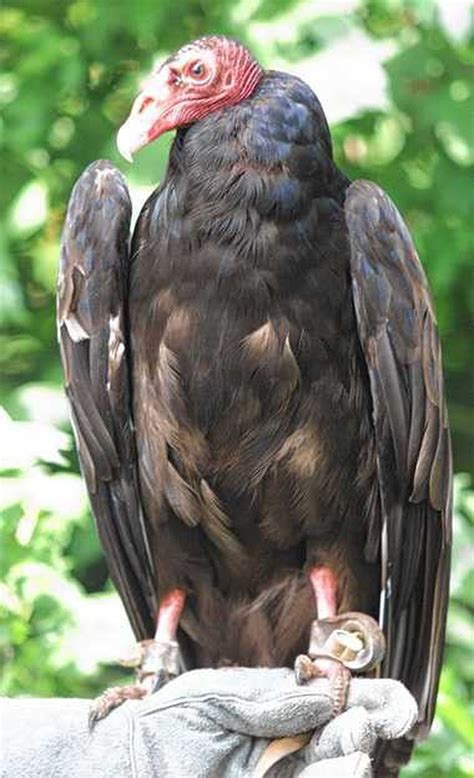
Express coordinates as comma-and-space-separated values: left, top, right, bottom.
117, 122, 140, 163
117, 69, 175, 162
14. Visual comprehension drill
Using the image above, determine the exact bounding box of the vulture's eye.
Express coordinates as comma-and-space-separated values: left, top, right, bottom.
189, 60, 207, 80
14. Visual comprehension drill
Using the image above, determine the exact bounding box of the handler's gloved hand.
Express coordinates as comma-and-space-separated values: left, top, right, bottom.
1, 668, 417, 778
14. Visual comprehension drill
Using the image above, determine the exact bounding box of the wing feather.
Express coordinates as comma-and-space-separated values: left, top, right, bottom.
345, 180, 452, 747
57, 160, 156, 639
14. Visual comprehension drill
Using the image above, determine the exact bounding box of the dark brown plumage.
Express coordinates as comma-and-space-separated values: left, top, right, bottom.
58, 37, 451, 774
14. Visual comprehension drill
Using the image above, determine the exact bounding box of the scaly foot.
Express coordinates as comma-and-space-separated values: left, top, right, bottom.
294, 654, 351, 716
89, 638, 181, 726
294, 611, 386, 718
88, 683, 148, 726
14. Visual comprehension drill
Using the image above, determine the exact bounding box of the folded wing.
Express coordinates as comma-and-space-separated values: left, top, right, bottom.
345, 180, 452, 739
57, 160, 156, 639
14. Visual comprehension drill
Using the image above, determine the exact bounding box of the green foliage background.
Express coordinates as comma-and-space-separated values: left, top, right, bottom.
0, 1, 472, 774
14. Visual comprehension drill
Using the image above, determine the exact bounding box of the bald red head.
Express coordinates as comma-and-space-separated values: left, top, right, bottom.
117, 36, 262, 161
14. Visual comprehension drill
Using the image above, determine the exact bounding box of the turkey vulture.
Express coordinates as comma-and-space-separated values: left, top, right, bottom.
57, 35, 452, 773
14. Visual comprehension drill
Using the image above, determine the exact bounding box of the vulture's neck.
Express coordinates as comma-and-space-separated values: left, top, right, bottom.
166, 72, 348, 254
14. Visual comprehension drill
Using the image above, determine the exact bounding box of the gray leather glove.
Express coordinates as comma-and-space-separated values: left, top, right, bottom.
0, 668, 417, 777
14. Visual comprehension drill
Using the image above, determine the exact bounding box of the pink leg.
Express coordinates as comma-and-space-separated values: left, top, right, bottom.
155, 588, 186, 642
295, 565, 385, 715
309, 566, 338, 619
295, 566, 350, 714
89, 589, 186, 725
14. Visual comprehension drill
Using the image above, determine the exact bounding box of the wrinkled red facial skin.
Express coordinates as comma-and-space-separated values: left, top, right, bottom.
117, 36, 262, 160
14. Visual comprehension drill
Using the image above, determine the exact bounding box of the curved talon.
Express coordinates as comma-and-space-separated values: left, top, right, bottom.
90, 638, 182, 725
294, 654, 318, 685
150, 666, 179, 693
308, 611, 385, 672
89, 684, 147, 728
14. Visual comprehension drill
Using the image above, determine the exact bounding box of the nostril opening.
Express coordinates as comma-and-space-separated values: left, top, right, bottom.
138, 96, 153, 114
